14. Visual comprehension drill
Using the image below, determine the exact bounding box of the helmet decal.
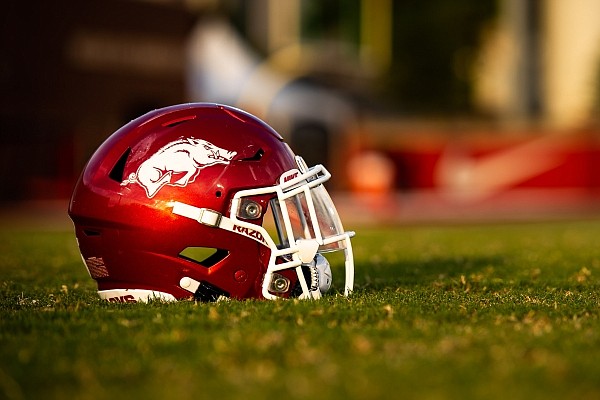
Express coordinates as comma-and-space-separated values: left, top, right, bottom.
122, 137, 237, 198
84, 256, 109, 279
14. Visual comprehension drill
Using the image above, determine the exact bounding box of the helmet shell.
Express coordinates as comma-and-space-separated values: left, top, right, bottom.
69, 103, 297, 300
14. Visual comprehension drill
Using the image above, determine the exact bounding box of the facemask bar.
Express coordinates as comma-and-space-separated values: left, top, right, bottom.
229, 157, 355, 300
271, 185, 348, 253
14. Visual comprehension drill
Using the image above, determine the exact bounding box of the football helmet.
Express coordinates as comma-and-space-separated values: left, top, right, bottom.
68, 103, 354, 302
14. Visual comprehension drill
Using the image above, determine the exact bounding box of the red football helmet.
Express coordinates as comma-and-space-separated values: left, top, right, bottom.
69, 103, 354, 302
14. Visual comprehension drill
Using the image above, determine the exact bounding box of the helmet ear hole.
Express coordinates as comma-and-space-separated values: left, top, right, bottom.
108, 148, 131, 182
241, 148, 264, 161
179, 247, 229, 267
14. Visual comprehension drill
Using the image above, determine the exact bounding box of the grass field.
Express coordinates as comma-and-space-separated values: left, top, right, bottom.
1, 219, 599, 399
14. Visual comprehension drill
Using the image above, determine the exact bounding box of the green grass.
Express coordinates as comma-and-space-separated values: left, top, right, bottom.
1, 221, 599, 399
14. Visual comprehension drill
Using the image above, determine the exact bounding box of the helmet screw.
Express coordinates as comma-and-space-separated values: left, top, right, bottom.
273, 277, 288, 291
234, 269, 247, 282
245, 202, 261, 218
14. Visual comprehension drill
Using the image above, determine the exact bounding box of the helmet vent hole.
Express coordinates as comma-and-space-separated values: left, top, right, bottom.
108, 148, 131, 183
83, 229, 101, 237
179, 247, 229, 268
241, 148, 264, 161
215, 191, 222, 198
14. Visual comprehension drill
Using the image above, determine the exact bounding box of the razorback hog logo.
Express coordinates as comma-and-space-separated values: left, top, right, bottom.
123, 137, 237, 198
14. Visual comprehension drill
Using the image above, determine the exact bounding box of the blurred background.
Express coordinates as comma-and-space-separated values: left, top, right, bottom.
2, 0, 600, 226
